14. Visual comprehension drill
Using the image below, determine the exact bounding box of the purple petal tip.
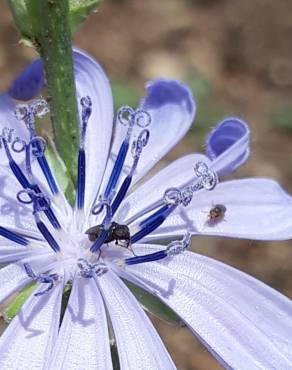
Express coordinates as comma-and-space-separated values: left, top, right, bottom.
142, 79, 195, 115
206, 117, 249, 158
8, 59, 44, 101
206, 117, 250, 175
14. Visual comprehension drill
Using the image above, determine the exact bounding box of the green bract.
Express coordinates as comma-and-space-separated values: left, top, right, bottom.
125, 281, 184, 327
70, 0, 102, 34
3, 283, 36, 323
8, 0, 101, 44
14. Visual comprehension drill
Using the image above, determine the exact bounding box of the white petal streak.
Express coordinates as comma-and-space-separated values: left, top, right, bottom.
96, 271, 176, 370
116, 250, 292, 369
0, 246, 44, 263
74, 49, 113, 215
49, 277, 112, 370
150, 178, 292, 240
0, 282, 63, 370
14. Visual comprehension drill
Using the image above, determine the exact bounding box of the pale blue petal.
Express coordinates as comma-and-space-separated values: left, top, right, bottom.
0, 246, 48, 264
137, 79, 196, 181
0, 255, 57, 305
96, 271, 176, 370
73, 49, 114, 215
49, 277, 113, 370
0, 263, 30, 304
115, 247, 292, 369
0, 165, 42, 238
0, 281, 63, 370
148, 178, 292, 241
97, 79, 196, 214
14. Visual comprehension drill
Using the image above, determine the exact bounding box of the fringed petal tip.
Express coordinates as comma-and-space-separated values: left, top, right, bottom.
206, 117, 250, 175
141, 79, 196, 119
8, 59, 44, 101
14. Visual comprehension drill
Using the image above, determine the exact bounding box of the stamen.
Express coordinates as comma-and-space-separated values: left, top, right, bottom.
125, 233, 191, 266
76, 97, 92, 209
0, 128, 14, 147
17, 189, 61, 253
129, 129, 150, 177
17, 189, 51, 213
14, 100, 59, 195
111, 177, 131, 216
34, 212, 61, 253
130, 162, 218, 243
2, 138, 30, 189
32, 186, 61, 229
92, 199, 112, 223
15, 99, 49, 139
11, 137, 27, 153
6, 136, 61, 230
76, 148, 86, 209
130, 204, 175, 244
102, 107, 151, 201
166, 232, 192, 256
126, 160, 219, 227
80, 96, 92, 149
25, 143, 34, 182
90, 201, 113, 253
31, 99, 50, 119
138, 204, 171, 228
0, 226, 29, 246
193, 161, 218, 191
111, 129, 150, 215
24, 263, 60, 296
125, 250, 167, 265
77, 258, 108, 278
29, 135, 59, 195
14, 104, 32, 134
37, 155, 59, 195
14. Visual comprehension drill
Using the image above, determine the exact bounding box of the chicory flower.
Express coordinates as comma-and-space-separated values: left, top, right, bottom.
0, 49, 291, 369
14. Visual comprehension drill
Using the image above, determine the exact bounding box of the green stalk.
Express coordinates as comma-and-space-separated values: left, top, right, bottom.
27, 0, 79, 184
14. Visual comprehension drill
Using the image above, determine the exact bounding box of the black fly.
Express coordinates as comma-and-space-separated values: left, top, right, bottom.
86, 221, 131, 247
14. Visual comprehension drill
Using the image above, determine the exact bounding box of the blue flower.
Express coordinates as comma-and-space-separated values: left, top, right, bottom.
0, 49, 291, 369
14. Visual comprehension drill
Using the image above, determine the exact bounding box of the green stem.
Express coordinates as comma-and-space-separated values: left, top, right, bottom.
28, 0, 79, 184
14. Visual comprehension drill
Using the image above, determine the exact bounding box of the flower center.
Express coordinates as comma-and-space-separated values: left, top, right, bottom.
0, 97, 219, 296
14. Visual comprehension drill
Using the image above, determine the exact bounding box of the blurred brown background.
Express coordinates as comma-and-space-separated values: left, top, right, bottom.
1, 0, 292, 369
